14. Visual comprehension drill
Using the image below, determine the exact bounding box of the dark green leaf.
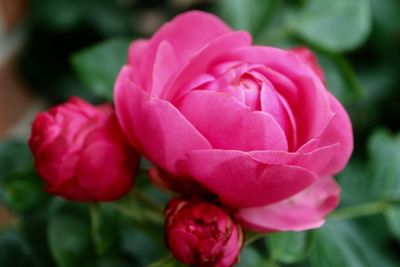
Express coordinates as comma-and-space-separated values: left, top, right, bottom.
385, 205, 400, 241
317, 52, 363, 104
48, 203, 92, 267
32, 0, 90, 31
0, 141, 33, 182
217, 0, 280, 39
236, 246, 265, 267
0, 230, 39, 267
71, 38, 131, 101
290, 0, 372, 51
310, 221, 395, 267
89, 204, 119, 255
120, 219, 165, 266
2, 169, 48, 214
367, 130, 400, 200
267, 231, 313, 264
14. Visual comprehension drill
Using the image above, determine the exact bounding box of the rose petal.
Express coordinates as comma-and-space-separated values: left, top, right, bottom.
151, 41, 179, 97
290, 47, 325, 82
114, 66, 211, 174
317, 94, 353, 175
167, 31, 252, 100
181, 149, 316, 208
250, 143, 340, 176
236, 176, 340, 232
176, 90, 288, 151
137, 11, 232, 92
127, 39, 149, 89
217, 46, 333, 149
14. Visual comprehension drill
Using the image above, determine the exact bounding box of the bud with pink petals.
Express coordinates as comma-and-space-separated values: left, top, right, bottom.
165, 197, 243, 267
29, 97, 138, 201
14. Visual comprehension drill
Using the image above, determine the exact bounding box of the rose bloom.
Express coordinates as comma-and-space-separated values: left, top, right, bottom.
115, 11, 353, 232
29, 97, 138, 201
165, 197, 243, 267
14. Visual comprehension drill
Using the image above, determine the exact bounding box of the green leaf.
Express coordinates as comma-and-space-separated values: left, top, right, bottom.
0, 230, 39, 267
337, 129, 400, 206
120, 218, 165, 266
367, 130, 400, 200
32, 0, 90, 31
48, 203, 92, 267
290, 0, 372, 51
385, 205, 400, 241
0, 141, 33, 182
217, 0, 280, 38
236, 246, 265, 267
147, 255, 186, 267
89, 204, 119, 255
2, 170, 48, 214
310, 221, 395, 267
336, 160, 369, 206
316, 52, 363, 104
267, 231, 313, 264
71, 38, 130, 101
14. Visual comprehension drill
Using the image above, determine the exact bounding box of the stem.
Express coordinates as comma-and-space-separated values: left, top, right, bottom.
134, 190, 164, 213
245, 231, 265, 246
329, 201, 395, 220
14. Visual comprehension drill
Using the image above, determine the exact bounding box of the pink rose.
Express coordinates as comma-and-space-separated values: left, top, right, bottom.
165, 197, 243, 267
29, 97, 138, 201
115, 11, 353, 231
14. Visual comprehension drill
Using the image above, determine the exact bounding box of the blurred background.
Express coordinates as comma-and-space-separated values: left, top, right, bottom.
1, 0, 400, 266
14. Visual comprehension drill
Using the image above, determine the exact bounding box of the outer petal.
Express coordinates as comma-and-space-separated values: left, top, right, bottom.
290, 47, 325, 82
181, 150, 316, 208
127, 39, 149, 88
137, 11, 232, 92
236, 176, 340, 232
77, 142, 135, 201
176, 90, 288, 151
148, 11, 231, 65
215, 224, 242, 267
317, 93, 353, 175
114, 66, 211, 174
250, 143, 340, 176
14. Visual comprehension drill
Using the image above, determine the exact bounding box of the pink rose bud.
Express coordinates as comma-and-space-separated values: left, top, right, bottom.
29, 97, 138, 201
165, 197, 243, 267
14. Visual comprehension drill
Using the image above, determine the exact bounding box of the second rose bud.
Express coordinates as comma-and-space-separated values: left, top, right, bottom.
165, 197, 244, 267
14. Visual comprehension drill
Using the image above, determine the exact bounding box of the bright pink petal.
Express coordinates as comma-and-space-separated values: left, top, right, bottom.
250, 143, 340, 176
176, 90, 288, 151
114, 66, 211, 174
151, 41, 179, 97
216, 46, 333, 149
236, 176, 340, 232
149, 11, 231, 64
317, 94, 353, 175
136, 11, 233, 93
181, 150, 316, 208
127, 39, 150, 89
290, 47, 325, 82
167, 31, 252, 100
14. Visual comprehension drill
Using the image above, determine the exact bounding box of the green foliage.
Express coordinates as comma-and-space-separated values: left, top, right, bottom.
289, 0, 372, 52
71, 38, 131, 101
48, 202, 92, 267
309, 221, 395, 267
0, 230, 39, 267
0, 141, 33, 181
267, 231, 313, 263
